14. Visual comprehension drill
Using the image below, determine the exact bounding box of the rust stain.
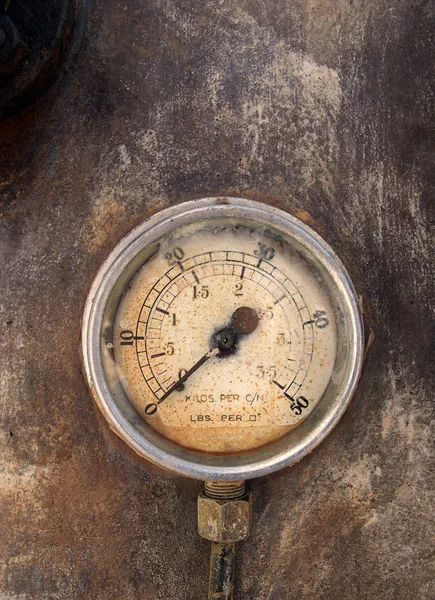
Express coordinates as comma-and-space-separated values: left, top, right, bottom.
293, 209, 325, 233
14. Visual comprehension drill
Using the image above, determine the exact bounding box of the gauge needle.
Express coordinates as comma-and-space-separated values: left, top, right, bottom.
156, 307, 259, 407
158, 347, 220, 404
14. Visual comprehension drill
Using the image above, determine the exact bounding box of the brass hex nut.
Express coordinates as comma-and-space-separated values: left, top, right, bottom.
197, 492, 252, 543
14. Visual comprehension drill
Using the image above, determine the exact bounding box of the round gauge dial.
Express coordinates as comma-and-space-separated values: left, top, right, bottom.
115, 228, 336, 453
82, 198, 363, 480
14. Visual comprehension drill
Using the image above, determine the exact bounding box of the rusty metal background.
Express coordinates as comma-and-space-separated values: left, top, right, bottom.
0, 1, 434, 598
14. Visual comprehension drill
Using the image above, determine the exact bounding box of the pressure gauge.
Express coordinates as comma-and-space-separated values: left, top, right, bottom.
82, 197, 363, 481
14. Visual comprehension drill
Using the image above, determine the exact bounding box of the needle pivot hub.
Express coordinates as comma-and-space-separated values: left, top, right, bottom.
214, 328, 237, 353
214, 306, 260, 355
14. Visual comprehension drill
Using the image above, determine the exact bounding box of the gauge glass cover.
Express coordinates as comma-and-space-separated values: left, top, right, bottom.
82, 198, 363, 480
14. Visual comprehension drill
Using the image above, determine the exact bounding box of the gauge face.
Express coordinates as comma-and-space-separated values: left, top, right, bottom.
114, 227, 336, 453
83, 198, 363, 480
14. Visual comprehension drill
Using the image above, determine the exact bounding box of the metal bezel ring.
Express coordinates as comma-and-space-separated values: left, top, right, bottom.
81, 197, 364, 481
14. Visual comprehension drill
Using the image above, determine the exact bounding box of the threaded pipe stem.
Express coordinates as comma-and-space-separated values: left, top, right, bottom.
204, 480, 246, 500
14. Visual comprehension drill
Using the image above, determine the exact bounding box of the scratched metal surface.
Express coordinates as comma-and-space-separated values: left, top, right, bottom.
0, 1, 434, 598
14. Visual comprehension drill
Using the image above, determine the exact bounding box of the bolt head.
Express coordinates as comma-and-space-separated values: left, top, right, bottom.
198, 492, 252, 542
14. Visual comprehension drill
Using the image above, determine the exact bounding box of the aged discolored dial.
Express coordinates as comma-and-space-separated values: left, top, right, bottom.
113, 226, 337, 453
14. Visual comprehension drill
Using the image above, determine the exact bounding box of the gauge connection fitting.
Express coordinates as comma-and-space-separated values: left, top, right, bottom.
198, 481, 251, 600
198, 481, 252, 542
